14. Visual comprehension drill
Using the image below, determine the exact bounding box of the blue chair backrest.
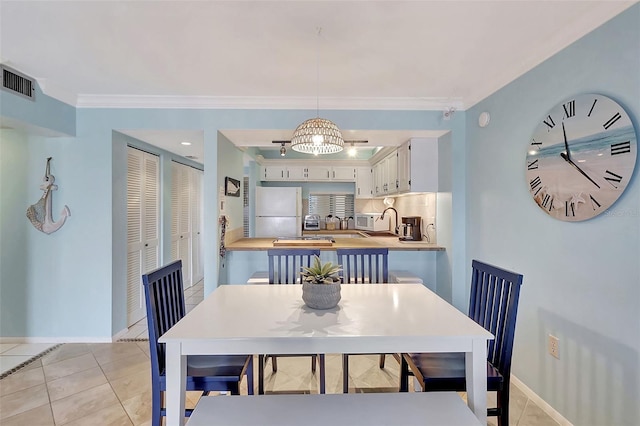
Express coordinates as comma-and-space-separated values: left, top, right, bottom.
142, 260, 185, 375
469, 260, 523, 380
336, 248, 389, 283
267, 249, 321, 284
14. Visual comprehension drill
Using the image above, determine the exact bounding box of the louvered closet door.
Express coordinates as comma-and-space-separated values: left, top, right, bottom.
171, 161, 193, 287
126, 147, 159, 326
191, 169, 203, 283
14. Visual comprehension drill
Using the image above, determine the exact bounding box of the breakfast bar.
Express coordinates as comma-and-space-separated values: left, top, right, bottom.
223, 231, 445, 286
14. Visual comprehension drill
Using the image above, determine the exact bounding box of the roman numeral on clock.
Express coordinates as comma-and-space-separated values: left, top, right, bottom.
530, 139, 541, 147
530, 176, 542, 194
589, 194, 601, 211
565, 201, 575, 217
603, 112, 622, 130
563, 100, 575, 118
587, 99, 597, 117
527, 159, 539, 170
543, 115, 555, 130
604, 170, 623, 188
611, 141, 631, 155
542, 194, 553, 211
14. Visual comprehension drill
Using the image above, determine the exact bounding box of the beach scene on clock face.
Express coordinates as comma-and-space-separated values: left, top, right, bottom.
526, 94, 637, 222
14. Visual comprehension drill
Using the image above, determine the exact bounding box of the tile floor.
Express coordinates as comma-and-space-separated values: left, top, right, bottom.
0, 280, 559, 425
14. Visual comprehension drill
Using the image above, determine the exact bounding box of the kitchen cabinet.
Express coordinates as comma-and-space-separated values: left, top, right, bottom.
261, 165, 307, 181
373, 151, 397, 196
286, 165, 307, 180
306, 165, 332, 181
261, 162, 360, 182
356, 166, 373, 198
331, 166, 356, 181
397, 138, 439, 193
397, 141, 410, 192
261, 165, 287, 180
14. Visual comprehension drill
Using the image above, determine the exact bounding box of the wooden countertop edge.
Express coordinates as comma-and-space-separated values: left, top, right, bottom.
225, 237, 445, 251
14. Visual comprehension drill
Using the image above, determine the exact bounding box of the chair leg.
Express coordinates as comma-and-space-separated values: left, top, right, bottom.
311, 355, 317, 374
497, 387, 510, 426
258, 354, 265, 395
342, 354, 349, 393
399, 355, 409, 392
246, 356, 254, 395
319, 354, 326, 394
152, 386, 162, 426
379, 354, 386, 368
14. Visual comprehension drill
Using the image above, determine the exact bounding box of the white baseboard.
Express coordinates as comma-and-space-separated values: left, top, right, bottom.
511, 375, 573, 426
0, 336, 114, 343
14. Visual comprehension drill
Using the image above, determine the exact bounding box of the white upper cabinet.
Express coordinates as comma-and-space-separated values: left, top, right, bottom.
306, 165, 332, 181
261, 165, 287, 180
331, 166, 357, 181
260, 162, 361, 182
286, 165, 307, 180
356, 166, 373, 198
398, 138, 439, 193
373, 150, 398, 196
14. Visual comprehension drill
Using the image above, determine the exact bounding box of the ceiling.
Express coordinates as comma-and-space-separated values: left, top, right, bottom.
1, 1, 635, 163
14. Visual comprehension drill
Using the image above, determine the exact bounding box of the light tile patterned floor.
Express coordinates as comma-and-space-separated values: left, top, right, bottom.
0, 280, 559, 425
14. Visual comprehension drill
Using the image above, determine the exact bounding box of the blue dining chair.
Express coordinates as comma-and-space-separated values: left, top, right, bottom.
258, 249, 326, 394
399, 260, 523, 426
336, 247, 392, 393
142, 260, 254, 426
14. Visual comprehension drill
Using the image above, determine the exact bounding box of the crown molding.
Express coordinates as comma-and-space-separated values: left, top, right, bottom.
75, 95, 466, 111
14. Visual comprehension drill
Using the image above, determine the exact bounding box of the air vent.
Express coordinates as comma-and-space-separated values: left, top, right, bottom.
1, 66, 35, 101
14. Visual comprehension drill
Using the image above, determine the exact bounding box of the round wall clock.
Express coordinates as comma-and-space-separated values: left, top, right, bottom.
526, 93, 637, 221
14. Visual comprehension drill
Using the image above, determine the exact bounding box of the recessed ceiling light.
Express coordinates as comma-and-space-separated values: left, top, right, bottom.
181, 141, 192, 146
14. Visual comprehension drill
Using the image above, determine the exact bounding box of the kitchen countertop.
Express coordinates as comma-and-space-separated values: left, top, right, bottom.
226, 230, 444, 251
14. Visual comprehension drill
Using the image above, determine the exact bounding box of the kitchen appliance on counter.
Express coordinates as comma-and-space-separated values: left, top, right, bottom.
304, 214, 321, 231
355, 213, 389, 232
255, 187, 302, 237
400, 216, 422, 241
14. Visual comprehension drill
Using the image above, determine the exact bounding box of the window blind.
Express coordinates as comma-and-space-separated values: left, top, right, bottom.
308, 194, 354, 218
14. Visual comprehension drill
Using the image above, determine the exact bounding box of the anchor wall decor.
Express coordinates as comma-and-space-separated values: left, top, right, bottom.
26, 157, 71, 234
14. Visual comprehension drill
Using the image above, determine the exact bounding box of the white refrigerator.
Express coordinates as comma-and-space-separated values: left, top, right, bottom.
255, 187, 302, 237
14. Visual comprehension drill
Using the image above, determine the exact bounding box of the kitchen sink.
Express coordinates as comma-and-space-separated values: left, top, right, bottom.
362, 231, 398, 237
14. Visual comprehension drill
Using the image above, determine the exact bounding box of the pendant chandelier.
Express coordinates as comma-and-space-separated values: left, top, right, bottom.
291, 28, 344, 155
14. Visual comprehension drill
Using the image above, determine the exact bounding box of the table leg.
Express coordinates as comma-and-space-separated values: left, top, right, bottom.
165, 342, 186, 426
465, 339, 488, 424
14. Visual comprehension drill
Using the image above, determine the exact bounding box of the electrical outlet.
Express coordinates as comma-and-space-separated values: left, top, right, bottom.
548, 334, 560, 359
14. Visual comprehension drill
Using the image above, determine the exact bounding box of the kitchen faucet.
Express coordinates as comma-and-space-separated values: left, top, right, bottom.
381, 207, 399, 235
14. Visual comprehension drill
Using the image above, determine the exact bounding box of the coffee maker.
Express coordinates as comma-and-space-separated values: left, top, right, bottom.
400, 216, 422, 241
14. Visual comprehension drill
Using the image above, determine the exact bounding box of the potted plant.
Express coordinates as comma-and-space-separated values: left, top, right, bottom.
300, 256, 342, 309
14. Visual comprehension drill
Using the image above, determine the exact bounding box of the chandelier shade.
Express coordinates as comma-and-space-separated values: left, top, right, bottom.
290, 117, 344, 155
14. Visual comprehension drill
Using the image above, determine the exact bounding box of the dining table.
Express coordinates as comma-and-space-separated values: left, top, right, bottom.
159, 283, 493, 425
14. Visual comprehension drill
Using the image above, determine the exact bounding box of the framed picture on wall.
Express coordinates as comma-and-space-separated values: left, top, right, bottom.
225, 176, 241, 197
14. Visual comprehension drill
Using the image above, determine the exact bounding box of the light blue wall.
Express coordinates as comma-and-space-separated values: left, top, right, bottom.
466, 6, 640, 424
0, 85, 75, 137
0, 130, 30, 335
1, 101, 462, 338
216, 132, 244, 291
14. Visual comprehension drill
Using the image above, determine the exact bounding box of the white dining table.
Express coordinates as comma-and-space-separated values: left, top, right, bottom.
159, 283, 493, 425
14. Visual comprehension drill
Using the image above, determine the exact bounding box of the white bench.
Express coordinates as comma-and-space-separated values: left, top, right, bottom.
187, 392, 481, 425
389, 270, 423, 284
246, 271, 269, 284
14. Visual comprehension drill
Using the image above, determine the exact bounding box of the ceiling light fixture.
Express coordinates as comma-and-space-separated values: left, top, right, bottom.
348, 142, 357, 157
291, 27, 344, 155
181, 141, 192, 146
280, 142, 287, 156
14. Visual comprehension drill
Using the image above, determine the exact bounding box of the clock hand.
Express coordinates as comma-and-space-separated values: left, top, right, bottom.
562, 122, 571, 160
560, 152, 601, 188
